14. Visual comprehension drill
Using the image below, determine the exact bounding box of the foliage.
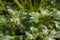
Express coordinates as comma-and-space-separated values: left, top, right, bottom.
0, 0, 60, 40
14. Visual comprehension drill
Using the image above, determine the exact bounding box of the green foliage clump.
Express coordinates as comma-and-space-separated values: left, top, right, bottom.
1, 0, 60, 40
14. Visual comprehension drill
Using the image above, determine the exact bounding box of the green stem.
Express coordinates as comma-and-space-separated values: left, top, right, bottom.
34, 0, 38, 11
0, 1, 3, 5
14, 0, 23, 10
29, 0, 33, 11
